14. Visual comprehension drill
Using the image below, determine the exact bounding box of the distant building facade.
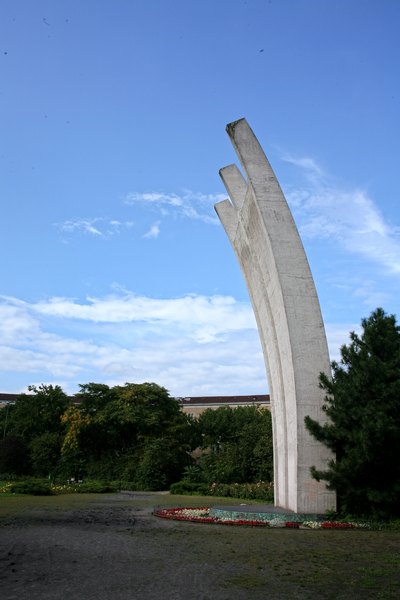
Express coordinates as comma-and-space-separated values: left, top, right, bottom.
0, 393, 19, 408
176, 394, 270, 417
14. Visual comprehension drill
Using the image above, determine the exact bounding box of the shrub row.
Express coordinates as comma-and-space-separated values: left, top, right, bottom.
1, 478, 53, 495
0, 478, 116, 495
170, 480, 274, 501
170, 481, 210, 495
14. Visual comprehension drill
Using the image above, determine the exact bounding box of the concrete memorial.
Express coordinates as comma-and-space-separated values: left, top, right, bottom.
215, 118, 336, 514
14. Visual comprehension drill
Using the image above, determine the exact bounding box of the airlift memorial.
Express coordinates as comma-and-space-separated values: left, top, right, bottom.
215, 119, 336, 514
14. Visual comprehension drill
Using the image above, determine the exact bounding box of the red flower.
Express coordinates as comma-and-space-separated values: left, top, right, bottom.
321, 521, 354, 529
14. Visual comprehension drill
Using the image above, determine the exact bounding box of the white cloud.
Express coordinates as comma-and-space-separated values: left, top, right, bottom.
0, 302, 40, 342
21, 293, 256, 343
57, 218, 103, 236
0, 292, 264, 396
125, 189, 225, 225
54, 188, 224, 242
283, 156, 400, 274
55, 218, 134, 238
143, 221, 161, 239
127, 192, 184, 207
0, 291, 361, 396
281, 154, 324, 179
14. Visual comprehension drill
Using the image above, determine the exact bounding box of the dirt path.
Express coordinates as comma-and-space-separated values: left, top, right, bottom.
1, 492, 400, 599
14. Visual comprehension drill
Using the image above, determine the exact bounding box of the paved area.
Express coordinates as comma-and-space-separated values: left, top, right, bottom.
1, 492, 400, 599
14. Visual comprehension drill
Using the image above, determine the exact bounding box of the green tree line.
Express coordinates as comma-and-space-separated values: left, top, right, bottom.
0, 381, 273, 491
2, 307, 398, 516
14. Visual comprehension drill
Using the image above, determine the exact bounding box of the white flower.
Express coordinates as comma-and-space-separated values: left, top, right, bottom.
302, 521, 322, 529
268, 518, 286, 528
178, 508, 209, 518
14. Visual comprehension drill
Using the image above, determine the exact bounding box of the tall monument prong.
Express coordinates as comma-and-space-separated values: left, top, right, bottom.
215, 118, 336, 514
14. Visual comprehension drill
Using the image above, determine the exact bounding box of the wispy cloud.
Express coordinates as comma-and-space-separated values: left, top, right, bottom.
283, 156, 400, 274
143, 221, 161, 239
55, 218, 134, 238
23, 293, 256, 343
282, 154, 324, 179
125, 190, 225, 224
54, 188, 225, 242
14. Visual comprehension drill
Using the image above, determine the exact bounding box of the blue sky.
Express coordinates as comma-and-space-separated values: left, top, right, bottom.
1, 0, 399, 397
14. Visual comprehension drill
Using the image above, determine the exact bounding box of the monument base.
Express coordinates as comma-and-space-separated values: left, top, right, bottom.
209, 504, 325, 523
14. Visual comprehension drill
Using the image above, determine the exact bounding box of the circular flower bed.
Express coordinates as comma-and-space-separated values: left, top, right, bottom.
153, 507, 370, 529
154, 506, 269, 526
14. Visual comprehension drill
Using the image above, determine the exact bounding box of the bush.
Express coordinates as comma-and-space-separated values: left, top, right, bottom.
2, 478, 53, 495
207, 481, 274, 501
74, 480, 116, 493
134, 438, 189, 490
170, 480, 274, 501
170, 481, 210, 495
0, 436, 30, 475
51, 480, 117, 494
197, 406, 273, 484
0, 478, 117, 496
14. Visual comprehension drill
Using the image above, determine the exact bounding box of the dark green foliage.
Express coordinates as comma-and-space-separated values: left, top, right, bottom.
0, 436, 30, 475
305, 308, 400, 518
1, 381, 196, 488
1, 381, 274, 493
7, 385, 69, 440
0, 385, 69, 478
169, 481, 210, 495
62, 382, 195, 488
182, 465, 203, 482
207, 481, 274, 501
0, 478, 117, 495
5, 478, 53, 495
134, 438, 189, 490
29, 432, 64, 477
197, 405, 273, 484
170, 480, 274, 501
72, 481, 116, 493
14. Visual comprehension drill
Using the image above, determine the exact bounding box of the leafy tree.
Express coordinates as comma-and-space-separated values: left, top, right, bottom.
135, 438, 187, 490
76, 383, 117, 413
61, 382, 195, 486
30, 432, 64, 478
197, 406, 273, 484
0, 385, 69, 476
7, 385, 69, 440
305, 308, 400, 518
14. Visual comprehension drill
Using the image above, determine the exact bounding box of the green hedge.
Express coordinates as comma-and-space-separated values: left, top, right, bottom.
207, 482, 274, 501
170, 481, 210, 495
170, 480, 274, 501
0, 478, 117, 495
1, 478, 53, 495
70, 481, 116, 493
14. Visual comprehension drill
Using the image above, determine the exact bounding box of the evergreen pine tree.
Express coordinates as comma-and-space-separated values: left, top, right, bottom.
305, 308, 400, 518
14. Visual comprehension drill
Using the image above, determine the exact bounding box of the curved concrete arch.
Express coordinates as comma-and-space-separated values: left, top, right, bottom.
215, 119, 336, 513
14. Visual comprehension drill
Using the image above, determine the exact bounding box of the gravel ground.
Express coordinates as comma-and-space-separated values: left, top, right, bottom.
1, 492, 400, 600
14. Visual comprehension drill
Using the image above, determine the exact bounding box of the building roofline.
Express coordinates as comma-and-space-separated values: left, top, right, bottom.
1, 392, 270, 406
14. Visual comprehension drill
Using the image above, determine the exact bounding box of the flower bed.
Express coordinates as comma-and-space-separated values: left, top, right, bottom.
153, 507, 370, 529
153, 507, 269, 526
